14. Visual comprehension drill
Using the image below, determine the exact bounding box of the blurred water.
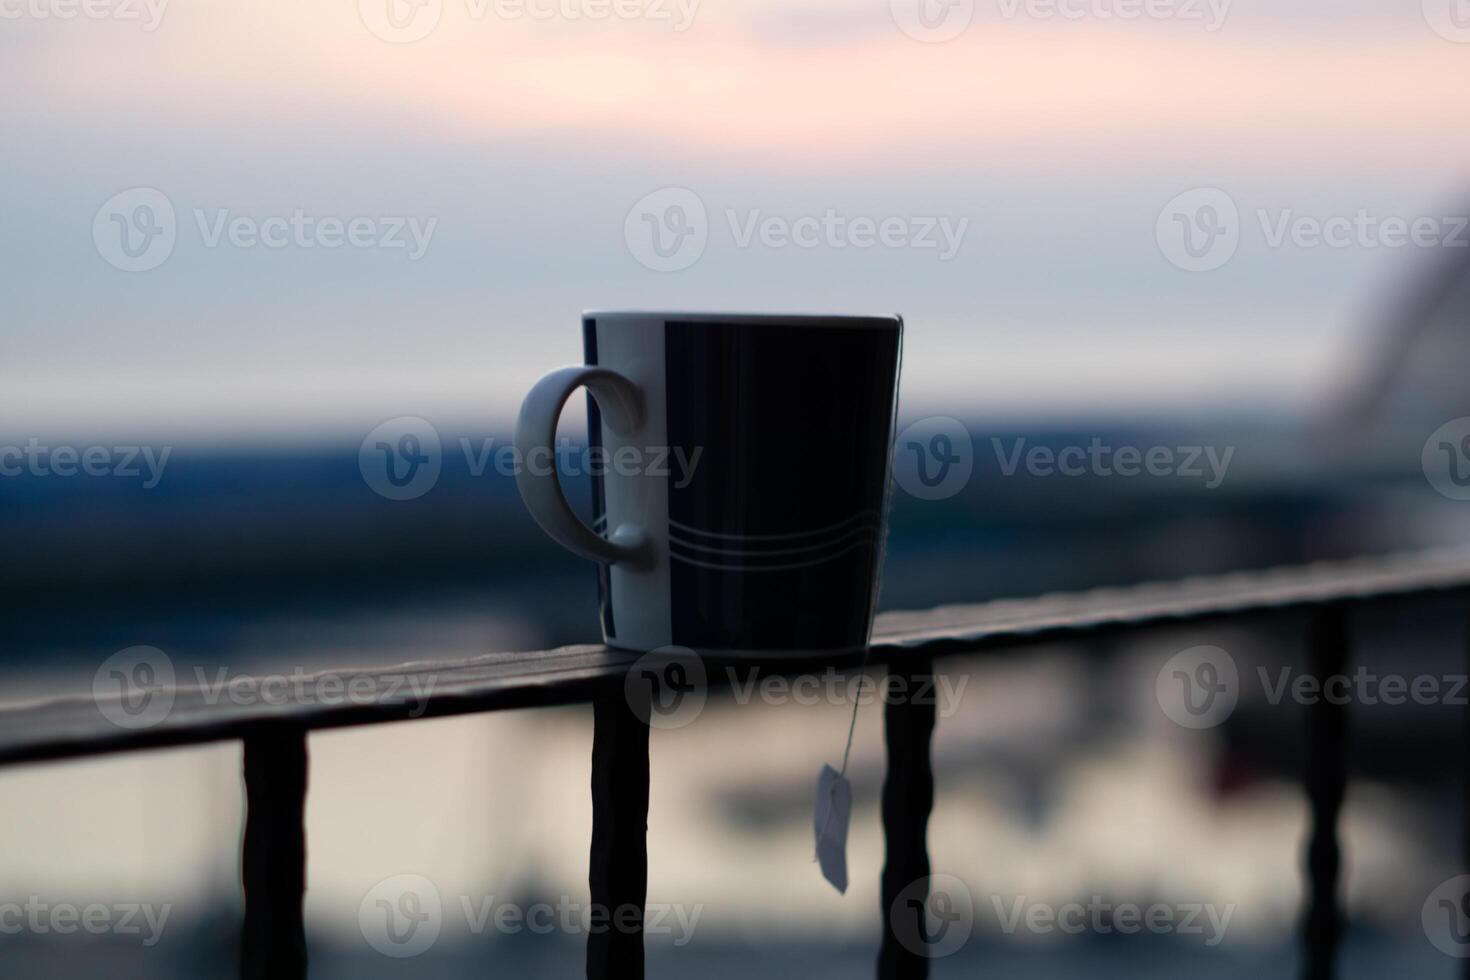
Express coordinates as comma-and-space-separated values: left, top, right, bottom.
0, 932, 1459, 979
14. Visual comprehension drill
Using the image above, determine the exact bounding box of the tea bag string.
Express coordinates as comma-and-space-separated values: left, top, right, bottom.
837, 671, 864, 777
839, 647, 873, 779
815, 656, 870, 857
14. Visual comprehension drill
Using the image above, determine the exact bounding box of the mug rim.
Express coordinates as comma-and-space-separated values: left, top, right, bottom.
583, 310, 901, 329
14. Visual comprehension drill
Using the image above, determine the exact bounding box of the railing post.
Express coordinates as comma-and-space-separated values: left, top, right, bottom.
240, 723, 309, 980
878, 655, 937, 979
1463, 595, 1470, 980
1302, 605, 1349, 980
588, 684, 649, 980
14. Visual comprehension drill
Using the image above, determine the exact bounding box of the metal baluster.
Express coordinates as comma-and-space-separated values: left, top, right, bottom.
588, 685, 649, 980
241, 724, 309, 980
879, 655, 937, 979
1303, 606, 1349, 980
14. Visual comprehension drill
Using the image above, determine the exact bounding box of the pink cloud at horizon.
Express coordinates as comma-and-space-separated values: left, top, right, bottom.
7, 6, 1469, 175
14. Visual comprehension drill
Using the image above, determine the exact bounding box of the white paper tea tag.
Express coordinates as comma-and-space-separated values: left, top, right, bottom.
814, 764, 853, 894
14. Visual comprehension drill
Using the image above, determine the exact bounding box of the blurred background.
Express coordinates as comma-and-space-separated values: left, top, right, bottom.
4, 0, 1470, 975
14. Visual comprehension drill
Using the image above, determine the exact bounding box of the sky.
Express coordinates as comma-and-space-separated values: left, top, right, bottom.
4, 0, 1470, 442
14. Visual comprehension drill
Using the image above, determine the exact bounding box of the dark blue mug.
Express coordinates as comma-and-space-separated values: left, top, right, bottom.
516, 311, 902, 654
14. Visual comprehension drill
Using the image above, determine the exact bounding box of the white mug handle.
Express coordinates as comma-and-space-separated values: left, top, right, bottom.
514, 366, 654, 568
